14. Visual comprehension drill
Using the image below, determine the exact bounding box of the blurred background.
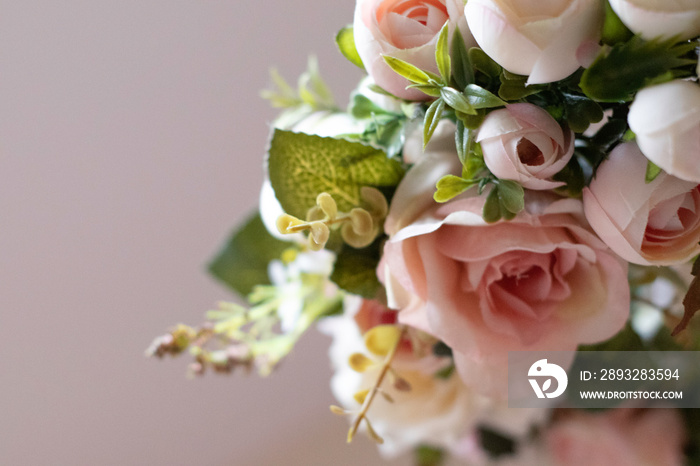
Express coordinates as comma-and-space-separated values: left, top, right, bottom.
0, 1, 417, 464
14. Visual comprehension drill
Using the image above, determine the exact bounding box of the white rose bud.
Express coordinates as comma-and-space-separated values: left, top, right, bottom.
608, 0, 700, 41
465, 0, 604, 84
628, 80, 700, 183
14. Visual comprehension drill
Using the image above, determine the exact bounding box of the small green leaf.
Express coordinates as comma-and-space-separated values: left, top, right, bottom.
208, 213, 289, 296
601, 1, 633, 45
499, 70, 543, 101
440, 87, 475, 114
477, 427, 516, 458
451, 28, 473, 90
455, 119, 469, 165
645, 160, 662, 183
268, 130, 404, 218
553, 155, 585, 196
463, 141, 485, 179
482, 186, 502, 223
435, 22, 451, 82
330, 239, 383, 298
336, 26, 365, 69
406, 83, 443, 98
468, 47, 502, 79
464, 84, 506, 109
383, 55, 432, 85
424, 98, 446, 148
434, 175, 476, 203
580, 36, 696, 102
496, 180, 524, 214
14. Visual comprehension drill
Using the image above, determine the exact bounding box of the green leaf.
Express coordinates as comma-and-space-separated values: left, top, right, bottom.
424, 98, 446, 148
335, 26, 365, 69
440, 87, 475, 114
208, 213, 289, 297
450, 27, 473, 90
434, 175, 476, 203
499, 70, 543, 101
477, 427, 516, 458
330, 239, 383, 299
268, 130, 404, 218
435, 22, 451, 82
645, 160, 662, 183
468, 47, 502, 79
455, 119, 469, 165
406, 83, 442, 98
464, 84, 506, 109
462, 141, 485, 179
482, 186, 502, 223
553, 155, 585, 196
580, 36, 696, 102
601, 0, 633, 45
383, 55, 432, 85
415, 445, 445, 466
496, 180, 524, 214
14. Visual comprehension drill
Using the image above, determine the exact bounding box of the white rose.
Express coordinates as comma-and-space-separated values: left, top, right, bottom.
465, 0, 604, 84
628, 80, 700, 183
609, 0, 700, 41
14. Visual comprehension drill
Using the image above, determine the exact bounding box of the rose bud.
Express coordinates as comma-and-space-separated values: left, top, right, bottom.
476, 103, 574, 190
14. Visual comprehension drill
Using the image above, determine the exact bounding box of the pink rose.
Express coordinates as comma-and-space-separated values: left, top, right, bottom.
465, 0, 603, 84
628, 80, 700, 184
381, 192, 629, 397
545, 408, 687, 466
354, 0, 475, 100
583, 142, 700, 266
477, 103, 574, 190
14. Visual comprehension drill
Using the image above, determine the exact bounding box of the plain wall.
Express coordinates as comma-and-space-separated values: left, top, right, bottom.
0, 2, 417, 464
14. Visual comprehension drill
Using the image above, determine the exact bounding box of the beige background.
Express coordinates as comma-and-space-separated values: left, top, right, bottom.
0, 2, 419, 465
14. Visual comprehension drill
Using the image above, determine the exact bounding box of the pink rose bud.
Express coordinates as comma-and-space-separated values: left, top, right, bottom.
465, 0, 604, 84
628, 80, 700, 184
353, 0, 475, 100
583, 142, 700, 266
609, 0, 700, 41
477, 103, 574, 190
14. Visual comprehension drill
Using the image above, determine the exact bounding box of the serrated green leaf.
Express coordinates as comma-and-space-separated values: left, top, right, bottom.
434, 175, 476, 203
383, 55, 432, 85
464, 84, 506, 109
645, 160, 662, 183
498, 70, 543, 101
482, 186, 502, 223
336, 26, 364, 69
496, 180, 524, 214
580, 36, 696, 102
330, 239, 382, 298
440, 87, 475, 114
268, 130, 404, 218
424, 98, 446, 148
435, 22, 451, 82
451, 27, 473, 90
208, 213, 289, 296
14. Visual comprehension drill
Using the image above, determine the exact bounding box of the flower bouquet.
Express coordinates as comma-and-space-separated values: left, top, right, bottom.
149, 0, 700, 464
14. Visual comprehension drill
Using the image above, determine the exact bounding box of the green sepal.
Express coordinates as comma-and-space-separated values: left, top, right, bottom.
435, 22, 451, 82
580, 36, 696, 102
645, 160, 662, 183
330, 238, 383, 299
335, 26, 365, 69
208, 213, 289, 297
267, 130, 404, 218
424, 98, 446, 148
